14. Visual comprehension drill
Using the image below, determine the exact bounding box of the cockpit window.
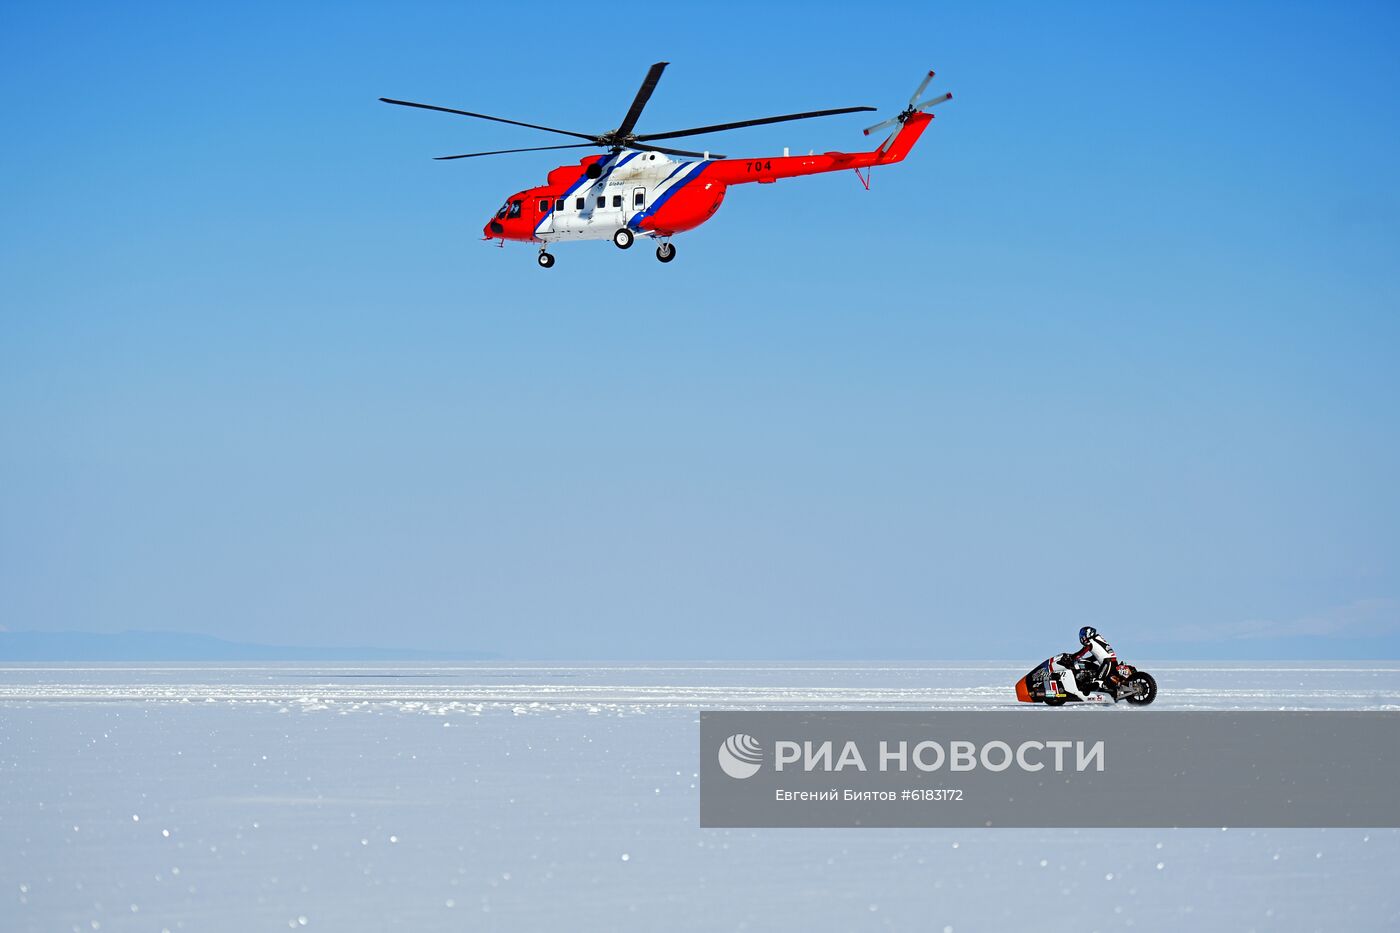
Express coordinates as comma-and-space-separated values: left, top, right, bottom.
496, 203, 509, 219
506, 200, 522, 219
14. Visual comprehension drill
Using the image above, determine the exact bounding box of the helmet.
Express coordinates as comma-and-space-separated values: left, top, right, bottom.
1079, 626, 1098, 646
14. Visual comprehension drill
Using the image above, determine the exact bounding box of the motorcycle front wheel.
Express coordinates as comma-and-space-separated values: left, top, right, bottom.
1123, 671, 1157, 705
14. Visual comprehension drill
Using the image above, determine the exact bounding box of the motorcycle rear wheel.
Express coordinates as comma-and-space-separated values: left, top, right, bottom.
1123, 671, 1157, 705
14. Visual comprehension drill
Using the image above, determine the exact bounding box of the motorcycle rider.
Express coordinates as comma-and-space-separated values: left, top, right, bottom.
1068, 626, 1121, 691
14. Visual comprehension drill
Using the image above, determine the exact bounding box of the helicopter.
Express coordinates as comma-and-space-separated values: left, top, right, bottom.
381, 63, 951, 267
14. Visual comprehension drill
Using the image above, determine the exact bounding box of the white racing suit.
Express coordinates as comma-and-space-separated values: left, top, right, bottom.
1075, 634, 1120, 690
1052, 634, 1118, 700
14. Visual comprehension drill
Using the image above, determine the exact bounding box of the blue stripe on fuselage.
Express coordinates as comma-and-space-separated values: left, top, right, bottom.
657, 161, 689, 187
538, 151, 642, 233
628, 161, 710, 231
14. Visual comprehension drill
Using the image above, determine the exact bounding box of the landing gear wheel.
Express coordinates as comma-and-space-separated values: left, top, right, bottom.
1123, 672, 1157, 706
655, 242, 676, 263
537, 251, 555, 269
613, 227, 634, 250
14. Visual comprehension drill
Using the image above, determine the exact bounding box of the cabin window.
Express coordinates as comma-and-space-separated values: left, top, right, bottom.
633, 190, 645, 207
612, 195, 622, 208
555, 199, 565, 212
538, 199, 549, 213
597, 196, 606, 208
575, 197, 585, 210
507, 200, 522, 219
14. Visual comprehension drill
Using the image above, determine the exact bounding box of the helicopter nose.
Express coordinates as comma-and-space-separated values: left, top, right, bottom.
485, 219, 504, 237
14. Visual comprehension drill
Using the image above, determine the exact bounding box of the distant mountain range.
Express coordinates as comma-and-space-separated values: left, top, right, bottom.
0, 630, 495, 662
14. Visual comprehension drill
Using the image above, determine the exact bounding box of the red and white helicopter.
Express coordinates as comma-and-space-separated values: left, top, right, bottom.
382, 63, 950, 267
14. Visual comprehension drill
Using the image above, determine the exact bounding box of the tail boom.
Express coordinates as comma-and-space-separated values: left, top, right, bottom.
705, 112, 934, 186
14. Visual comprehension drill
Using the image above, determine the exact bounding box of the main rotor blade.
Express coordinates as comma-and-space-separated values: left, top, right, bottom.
379, 97, 596, 141
908, 70, 935, 108
434, 143, 598, 161
615, 61, 668, 138
636, 106, 876, 142
628, 142, 726, 159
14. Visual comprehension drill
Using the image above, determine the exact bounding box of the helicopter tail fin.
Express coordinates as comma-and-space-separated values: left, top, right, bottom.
859, 73, 952, 164
870, 110, 936, 165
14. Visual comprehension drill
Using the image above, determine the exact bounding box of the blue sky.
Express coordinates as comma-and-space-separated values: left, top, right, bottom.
1, 1, 1397, 659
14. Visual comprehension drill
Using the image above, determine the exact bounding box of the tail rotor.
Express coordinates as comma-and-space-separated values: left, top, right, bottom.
863, 69, 953, 152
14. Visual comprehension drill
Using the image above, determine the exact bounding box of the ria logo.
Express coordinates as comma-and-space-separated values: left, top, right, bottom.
718, 733, 763, 779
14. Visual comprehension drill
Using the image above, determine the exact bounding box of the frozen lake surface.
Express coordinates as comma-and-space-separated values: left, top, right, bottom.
2, 662, 1398, 931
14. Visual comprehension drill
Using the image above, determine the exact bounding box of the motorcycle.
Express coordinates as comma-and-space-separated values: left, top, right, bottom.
1015, 654, 1157, 706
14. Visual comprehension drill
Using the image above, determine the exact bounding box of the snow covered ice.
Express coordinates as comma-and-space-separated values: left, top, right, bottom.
2, 662, 1398, 931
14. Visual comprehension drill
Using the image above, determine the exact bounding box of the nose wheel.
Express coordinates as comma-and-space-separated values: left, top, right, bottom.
612, 227, 634, 250
537, 251, 555, 269
655, 242, 676, 263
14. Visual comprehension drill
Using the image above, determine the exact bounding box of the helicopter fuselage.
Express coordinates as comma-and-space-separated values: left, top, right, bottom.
482, 111, 934, 246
